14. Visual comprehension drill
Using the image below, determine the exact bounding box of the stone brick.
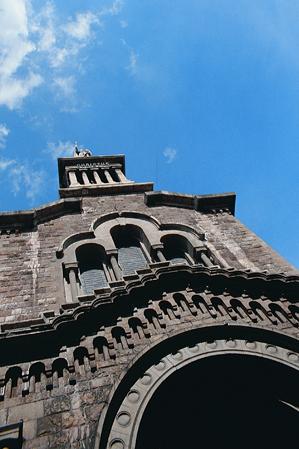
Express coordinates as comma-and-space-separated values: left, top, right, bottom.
8, 401, 44, 422
44, 396, 71, 416
37, 414, 62, 435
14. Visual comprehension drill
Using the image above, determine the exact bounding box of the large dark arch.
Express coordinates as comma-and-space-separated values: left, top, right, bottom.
136, 354, 299, 449
95, 326, 299, 449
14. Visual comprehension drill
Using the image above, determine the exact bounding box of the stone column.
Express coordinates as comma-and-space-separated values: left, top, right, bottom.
82, 170, 91, 185
104, 170, 115, 183
68, 170, 79, 187
93, 170, 103, 185
65, 264, 80, 302
115, 168, 130, 183
110, 255, 122, 280
69, 268, 79, 301
200, 251, 213, 267
156, 250, 166, 262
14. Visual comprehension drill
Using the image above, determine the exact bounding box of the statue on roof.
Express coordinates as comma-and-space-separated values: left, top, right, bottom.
73, 143, 92, 157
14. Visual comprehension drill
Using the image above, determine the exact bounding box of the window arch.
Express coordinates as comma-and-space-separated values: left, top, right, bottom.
76, 244, 108, 295
161, 234, 193, 265
111, 224, 150, 275
59, 212, 219, 304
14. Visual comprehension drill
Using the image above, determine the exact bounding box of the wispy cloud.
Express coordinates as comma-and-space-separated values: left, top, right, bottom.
0, 73, 43, 110
53, 76, 76, 97
0, 124, 10, 148
0, 159, 14, 170
0, 0, 43, 109
46, 141, 74, 159
63, 12, 99, 41
126, 50, 138, 76
0, 158, 45, 203
121, 39, 139, 76
120, 19, 128, 28
0, 0, 124, 110
163, 147, 177, 164
11, 163, 44, 202
101, 0, 124, 16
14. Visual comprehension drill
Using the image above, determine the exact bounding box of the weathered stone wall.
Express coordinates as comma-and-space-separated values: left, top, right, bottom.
0, 193, 297, 325
0, 190, 298, 449
0, 282, 298, 449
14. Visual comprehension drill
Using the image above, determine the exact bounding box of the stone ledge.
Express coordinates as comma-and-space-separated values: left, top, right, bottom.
59, 182, 154, 198
0, 198, 82, 232
144, 191, 236, 215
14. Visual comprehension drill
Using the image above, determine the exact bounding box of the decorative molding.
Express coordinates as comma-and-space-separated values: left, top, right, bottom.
1, 264, 298, 338
58, 155, 127, 188
59, 182, 154, 198
104, 338, 299, 449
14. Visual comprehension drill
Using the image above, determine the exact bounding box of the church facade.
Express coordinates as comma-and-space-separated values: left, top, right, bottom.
0, 152, 298, 448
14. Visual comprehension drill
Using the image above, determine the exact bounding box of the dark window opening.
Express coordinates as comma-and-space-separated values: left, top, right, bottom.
111, 225, 149, 275
76, 244, 108, 295
161, 234, 192, 266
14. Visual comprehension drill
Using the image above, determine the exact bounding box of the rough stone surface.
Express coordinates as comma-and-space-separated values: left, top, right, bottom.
0, 156, 298, 449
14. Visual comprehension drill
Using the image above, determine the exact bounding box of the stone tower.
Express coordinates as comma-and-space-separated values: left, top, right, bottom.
0, 152, 298, 449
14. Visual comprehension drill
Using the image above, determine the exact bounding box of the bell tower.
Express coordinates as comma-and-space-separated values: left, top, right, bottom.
58, 147, 153, 198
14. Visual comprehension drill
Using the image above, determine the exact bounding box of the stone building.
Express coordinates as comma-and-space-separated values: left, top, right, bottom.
0, 152, 298, 449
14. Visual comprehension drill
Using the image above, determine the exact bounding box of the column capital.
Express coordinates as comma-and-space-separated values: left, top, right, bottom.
63, 262, 79, 273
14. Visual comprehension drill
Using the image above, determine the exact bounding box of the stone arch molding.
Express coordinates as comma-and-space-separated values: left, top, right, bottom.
56, 210, 206, 260
97, 338, 299, 449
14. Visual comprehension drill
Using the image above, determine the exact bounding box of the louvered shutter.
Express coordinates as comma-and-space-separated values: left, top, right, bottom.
118, 246, 148, 275
80, 267, 108, 295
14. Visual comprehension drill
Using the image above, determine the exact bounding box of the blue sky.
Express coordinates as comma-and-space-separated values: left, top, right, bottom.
0, 0, 298, 268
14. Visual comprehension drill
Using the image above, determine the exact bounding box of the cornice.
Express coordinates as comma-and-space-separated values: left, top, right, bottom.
144, 191, 236, 215
0, 198, 82, 232
1, 264, 298, 339
59, 182, 154, 198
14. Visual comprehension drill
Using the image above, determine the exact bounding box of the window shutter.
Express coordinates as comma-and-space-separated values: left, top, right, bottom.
118, 246, 148, 275
80, 267, 108, 295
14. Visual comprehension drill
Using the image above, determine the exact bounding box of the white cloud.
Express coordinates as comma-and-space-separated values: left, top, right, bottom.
163, 147, 177, 164
0, 0, 42, 109
100, 0, 124, 17
0, 124, 10, 148
0, 158, 44, 202
10, 163, 44, 201
53, 76, 76, 97
0, 73, 42, 109
0, 0, 124, 110
63, 12, 99, 41
32, 2, 81, 69
0, 159, 14, 170
120, 19, 128, 28
46, 141, 74, 159
33, 2, 56, 52
10, 164, 45, 202
126, 50, 138, 76
0, 0, 34, 77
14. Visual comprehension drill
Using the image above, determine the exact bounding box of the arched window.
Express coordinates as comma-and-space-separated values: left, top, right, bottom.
76, 244, 108, 295
161, 234, 193, 265
111, 225, 150, 275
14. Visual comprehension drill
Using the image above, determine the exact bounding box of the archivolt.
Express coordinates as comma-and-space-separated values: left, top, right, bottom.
95, 326, 299, 449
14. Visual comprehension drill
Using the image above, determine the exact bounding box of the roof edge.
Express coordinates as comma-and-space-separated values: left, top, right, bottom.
0, 197, 82, 232
144, 191, 236, 214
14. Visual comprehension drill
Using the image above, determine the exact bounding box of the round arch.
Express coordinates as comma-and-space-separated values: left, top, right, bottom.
94, 327, 299, 449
